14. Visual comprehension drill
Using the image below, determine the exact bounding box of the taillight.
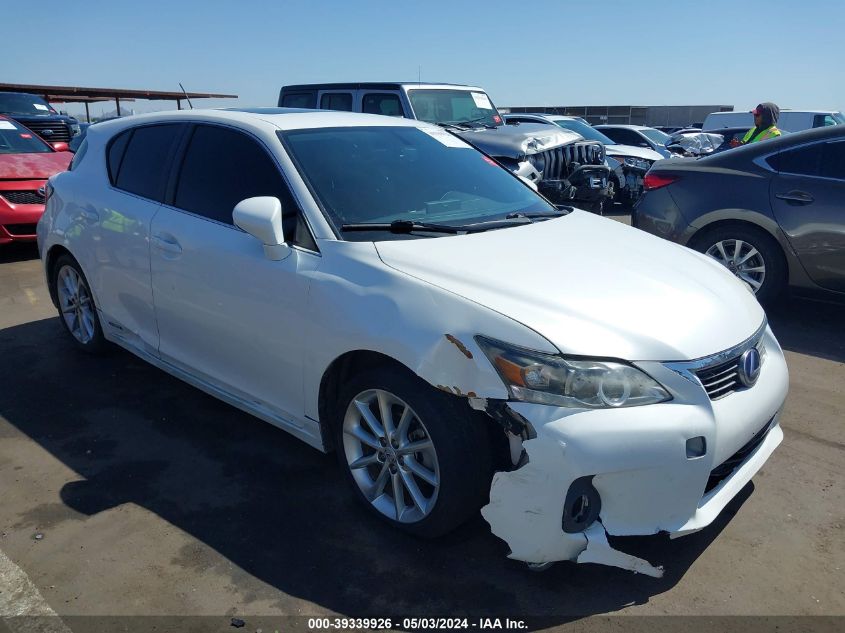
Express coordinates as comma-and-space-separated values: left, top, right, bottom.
643, 173, 679, 191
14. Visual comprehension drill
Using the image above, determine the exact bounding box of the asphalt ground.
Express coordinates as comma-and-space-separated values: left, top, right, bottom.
1, 213, 843, 632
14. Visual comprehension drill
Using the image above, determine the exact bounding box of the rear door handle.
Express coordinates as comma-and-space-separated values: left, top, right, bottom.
775, 190, 814, 204
151, 234, 183, 255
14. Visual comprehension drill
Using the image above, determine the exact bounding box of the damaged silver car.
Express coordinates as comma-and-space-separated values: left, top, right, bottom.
40, 108, 788, 576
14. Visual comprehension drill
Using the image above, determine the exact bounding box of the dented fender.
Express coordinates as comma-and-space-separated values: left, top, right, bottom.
301, 240, 557, 425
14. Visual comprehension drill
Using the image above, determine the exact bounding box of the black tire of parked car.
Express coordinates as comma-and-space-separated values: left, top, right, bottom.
51, 253, 110, 354
689, 225, 787, 305
333, 366, 494, 538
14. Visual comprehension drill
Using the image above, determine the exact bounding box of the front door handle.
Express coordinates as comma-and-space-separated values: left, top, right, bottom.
775, 190, 814, 204
151, 234, 183, 255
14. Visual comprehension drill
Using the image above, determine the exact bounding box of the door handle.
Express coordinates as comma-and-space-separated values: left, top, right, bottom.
775, 190, 814, 204
151, 234, 183, 255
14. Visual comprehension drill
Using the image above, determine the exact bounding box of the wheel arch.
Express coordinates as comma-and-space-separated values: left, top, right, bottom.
316, 349, 512, 468
687, 217, 796, 282
44, 244, 75, 308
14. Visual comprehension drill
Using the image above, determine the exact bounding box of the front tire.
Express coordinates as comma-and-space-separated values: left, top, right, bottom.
52, 254, 108, 353
333, 366, 493, 538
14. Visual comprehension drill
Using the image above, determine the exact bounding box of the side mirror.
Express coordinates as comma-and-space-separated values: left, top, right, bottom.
233, 196, 291, 261
52, 142, 70, 152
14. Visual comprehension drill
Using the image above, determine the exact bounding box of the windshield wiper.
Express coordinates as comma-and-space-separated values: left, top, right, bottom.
341, 217, 533, 235
436, 118, 495, 130
341, 220, 464, 234
506, 208, 572, 219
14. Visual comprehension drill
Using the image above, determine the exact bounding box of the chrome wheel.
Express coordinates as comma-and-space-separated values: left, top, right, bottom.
342, 389, 440, 523
57, 265, 96, 344
705, 239, 766, 293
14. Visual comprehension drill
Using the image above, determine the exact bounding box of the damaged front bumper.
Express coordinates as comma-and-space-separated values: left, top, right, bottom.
481, 326, 788, 576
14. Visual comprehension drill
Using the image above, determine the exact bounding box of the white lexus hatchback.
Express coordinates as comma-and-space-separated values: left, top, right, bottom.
38, 108, 788, 575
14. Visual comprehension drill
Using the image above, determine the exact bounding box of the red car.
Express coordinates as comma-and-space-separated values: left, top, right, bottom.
0, 115, 72, 244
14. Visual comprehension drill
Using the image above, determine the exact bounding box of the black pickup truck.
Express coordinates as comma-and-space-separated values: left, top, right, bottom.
0, 92, 80, 147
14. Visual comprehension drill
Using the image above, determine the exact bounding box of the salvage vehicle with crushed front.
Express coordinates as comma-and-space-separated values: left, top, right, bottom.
38, 108, 788, 575
504, 114, 665, 206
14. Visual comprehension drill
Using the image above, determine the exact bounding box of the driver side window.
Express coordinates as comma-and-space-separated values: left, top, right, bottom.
173, 124, 316, 250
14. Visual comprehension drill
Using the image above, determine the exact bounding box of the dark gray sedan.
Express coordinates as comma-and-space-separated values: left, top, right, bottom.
634, 125, 845, 303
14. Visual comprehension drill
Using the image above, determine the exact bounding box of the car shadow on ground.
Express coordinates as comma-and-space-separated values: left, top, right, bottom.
0, 242, 39, 264
0, 317, 753, 623
767, 294, 845, 363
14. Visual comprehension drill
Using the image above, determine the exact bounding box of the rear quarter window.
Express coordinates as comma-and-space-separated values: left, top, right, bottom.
114, 124, 183, 201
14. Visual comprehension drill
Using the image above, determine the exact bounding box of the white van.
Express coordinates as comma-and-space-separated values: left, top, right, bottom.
703, 110, 844, 133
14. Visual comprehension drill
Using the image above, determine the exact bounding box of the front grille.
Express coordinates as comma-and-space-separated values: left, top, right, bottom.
706, 418, 773, 492
18, 120, 71, 143
695, 356, 742, 399
528, 141, 606, 181
4, 223, 38, 236
2, 190, 45, 205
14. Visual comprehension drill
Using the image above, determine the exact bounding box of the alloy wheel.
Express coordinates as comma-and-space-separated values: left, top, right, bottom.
342, 389, 440, 523
705, 239, 766, 293
57, 265, 96, 344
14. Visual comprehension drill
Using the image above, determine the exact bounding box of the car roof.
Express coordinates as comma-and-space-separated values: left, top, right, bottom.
83, 107, 433, 136
595, 124, 656, 131
281, 82, 486, 92
699, 124, 845, 166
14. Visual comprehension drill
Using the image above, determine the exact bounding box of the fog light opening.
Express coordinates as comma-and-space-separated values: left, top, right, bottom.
686, 436, 707, 459
562, 476, 602, 534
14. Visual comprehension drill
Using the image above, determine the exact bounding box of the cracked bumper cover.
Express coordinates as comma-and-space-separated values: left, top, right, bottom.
481, 326, 788, 575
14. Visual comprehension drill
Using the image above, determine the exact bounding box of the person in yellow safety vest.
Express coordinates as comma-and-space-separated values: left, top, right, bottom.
742, 102, 782, 144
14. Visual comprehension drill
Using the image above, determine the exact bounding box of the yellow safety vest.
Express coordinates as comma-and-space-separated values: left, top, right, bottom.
742, 125, 782, 144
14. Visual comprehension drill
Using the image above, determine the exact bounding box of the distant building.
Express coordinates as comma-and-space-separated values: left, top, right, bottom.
502, 105, 734, 128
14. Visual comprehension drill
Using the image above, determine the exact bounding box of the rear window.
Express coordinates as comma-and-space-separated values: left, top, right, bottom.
320, 93, 353, 112
770, 141, 845, 179
281, 93, 315, 108
107, 130, 131, 183
114, 124, 182, 201
0, 118, 53, 154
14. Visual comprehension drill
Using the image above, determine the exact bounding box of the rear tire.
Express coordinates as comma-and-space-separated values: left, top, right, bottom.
52, 254, 109, 354
689, 225, 786, 304
333, 366, 493, 538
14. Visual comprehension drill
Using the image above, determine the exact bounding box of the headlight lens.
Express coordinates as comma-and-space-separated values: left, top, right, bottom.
70, 124, 81, 136
476, 336, 671, 409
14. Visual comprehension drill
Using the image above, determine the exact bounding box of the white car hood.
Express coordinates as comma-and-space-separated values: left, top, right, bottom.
604, 144, 665, 162
374, 211, 764, 361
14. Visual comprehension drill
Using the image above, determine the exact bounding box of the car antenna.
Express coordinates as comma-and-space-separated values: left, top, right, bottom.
179, 83, 193, 109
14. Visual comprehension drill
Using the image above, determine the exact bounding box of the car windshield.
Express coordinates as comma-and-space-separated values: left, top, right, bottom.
831, 112, 845, 125
0, 119, 53, 154
552, 119, 615, 144
640, 128, 671, 144
0, 93, 57, 116
407, 89, 502, 127
280, 126, 556, 241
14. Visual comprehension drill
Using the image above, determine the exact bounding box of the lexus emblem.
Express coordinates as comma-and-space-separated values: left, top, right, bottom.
737, 348, 762, 387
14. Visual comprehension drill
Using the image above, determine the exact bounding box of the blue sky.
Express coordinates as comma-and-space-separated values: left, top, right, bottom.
3, 0, 843, 118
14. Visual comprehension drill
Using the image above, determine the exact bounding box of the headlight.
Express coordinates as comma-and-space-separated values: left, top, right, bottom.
476, 336, 671, 409
70, 124, 81, 136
